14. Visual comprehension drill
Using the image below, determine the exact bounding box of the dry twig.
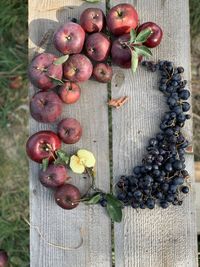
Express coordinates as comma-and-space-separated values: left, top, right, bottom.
108, 96, 128, 109
23, 217, 84, 250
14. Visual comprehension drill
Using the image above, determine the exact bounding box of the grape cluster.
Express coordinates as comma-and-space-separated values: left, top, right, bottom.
116, 60, 191, 209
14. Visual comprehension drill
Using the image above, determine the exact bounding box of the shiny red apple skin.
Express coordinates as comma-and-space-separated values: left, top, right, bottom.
28, 53, 63, 90
63, 54, 93, 82
137, 22, 163, 48
57, 118, 82, 144
80, 8, 105, 33
0, 250, 8, 267
93, 63, 113, 83
26, 131, 61, 163
111, 34, 131, 68
30, 91, 62, 123
85, 33, 111, 62
58, 82, 81, 104
39, 164, 69, 188
106, 3, 139, 36
53, 22, 85, 54
55, 184, 81, 210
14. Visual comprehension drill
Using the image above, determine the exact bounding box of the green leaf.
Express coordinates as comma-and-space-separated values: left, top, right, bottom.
130, 28, 136, 43
135, 28, 153, 44
106, 202, 122, 223
105, 194, 123, 222
84, 193, 101, 205
106, 194, 123, 207
55, 149, 69, 165
42, 158, 49, 171
53, 55, 69, 65
84, 0, 101, 2
131, 50, 139, 73
48, 75, 64, 85
134, 46, 152, 58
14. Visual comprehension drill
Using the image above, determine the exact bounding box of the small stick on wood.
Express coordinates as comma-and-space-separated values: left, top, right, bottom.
108, 96, 129, 109
23, 217, 84, 250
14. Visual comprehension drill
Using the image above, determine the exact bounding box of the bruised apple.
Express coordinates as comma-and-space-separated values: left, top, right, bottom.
28, 53, 63, 90
57, 118, 82, 144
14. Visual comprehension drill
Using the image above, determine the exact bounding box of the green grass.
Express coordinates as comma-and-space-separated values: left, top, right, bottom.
0, 0, 199, 266
190, 0, 200, 37
0, 0, 29, 266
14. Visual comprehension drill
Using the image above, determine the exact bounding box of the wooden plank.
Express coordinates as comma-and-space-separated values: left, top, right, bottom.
28, 1, 112, 266
194, 183, 200, 234
111, 0, 198, 266
195, 162, 200, 182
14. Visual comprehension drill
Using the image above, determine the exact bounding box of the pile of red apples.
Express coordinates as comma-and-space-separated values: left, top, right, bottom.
26, 3, 163, 210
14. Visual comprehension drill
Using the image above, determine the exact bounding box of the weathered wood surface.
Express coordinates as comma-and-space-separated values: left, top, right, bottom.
29, 0, 198, 266
29, 1, 112, 267
111, 0, 197, 266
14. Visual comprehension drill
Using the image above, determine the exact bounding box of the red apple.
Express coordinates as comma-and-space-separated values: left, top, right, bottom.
80, 8, 105, 33
53, 22, 85, 54
28, 53, 63, 90
0, 250, 8, 267
111, 34, 131, 68
85, 33, 111, 62
57, 118, 82, 144
39, 164, 69, 188
137, 22, 163, 48
26, 131, 61, 163
93, 63, 113, 83
9, 76, 22, 90
106, 3, 139, 36
55, 184, 81, 209
58, 82, 81, 104
30, 91, 62, 123
63, 54, 93, 82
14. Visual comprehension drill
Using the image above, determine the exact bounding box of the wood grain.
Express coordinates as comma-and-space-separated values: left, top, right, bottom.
110, 0, 198, 266
195, 162, 200, 182
28, 1, 111, 266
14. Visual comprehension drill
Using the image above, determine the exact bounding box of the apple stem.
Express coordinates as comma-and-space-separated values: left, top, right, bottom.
81, 168, 103, 198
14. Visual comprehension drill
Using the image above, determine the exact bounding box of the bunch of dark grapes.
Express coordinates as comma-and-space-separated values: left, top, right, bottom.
116, 60, 191, 210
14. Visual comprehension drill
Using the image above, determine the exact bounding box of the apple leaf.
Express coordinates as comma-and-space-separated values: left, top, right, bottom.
134, 46, 152, 58
134, 28, 153, 44
106, 194, 123, 207
105, 194, 123, 222
48, 75, 64, 85
42, 158, 49, 171
84, 0, 101, 2
84, 193, 102, 205
130, 29, 136, 43
54, 150, 69, 165
131, 50, 139, 73
53, 55, 69, 65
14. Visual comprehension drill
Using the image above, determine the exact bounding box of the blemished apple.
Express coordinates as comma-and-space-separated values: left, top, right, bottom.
93, 63, 113, 83
137, 22, 163, 48
57, 118, 82, 144
106, 3, 139, 36
53, 22, 85, 54
85, 33, 111, 62
39, 164, 69, 188
26, 131, 61, 163
63, 54, 93, 82
55, 184, 81, 210
30, 91, 62, 123
0, 250, 8, 267
80, 8, 105, 33
58, 82, 81, 104
28, 53, 63, 90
